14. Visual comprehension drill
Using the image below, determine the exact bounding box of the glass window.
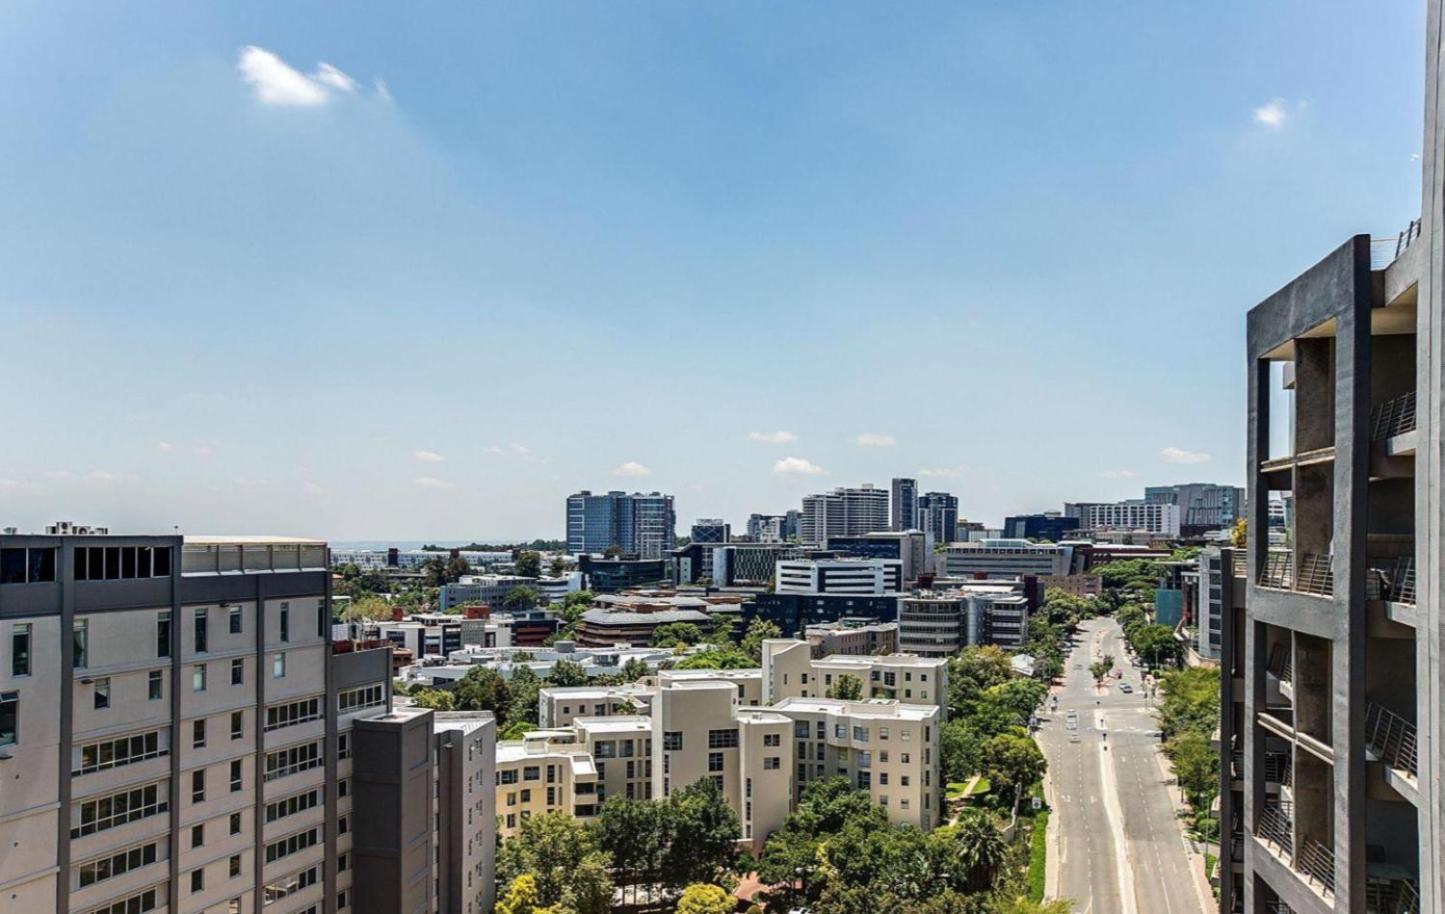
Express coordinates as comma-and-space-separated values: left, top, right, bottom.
27, 548, 56, 583
191, 770, 206, 803
193, 719, 206, 749
193, 664, 207, 692
93, 678, 110, 710
148, 671, 163, 700
231, 711, 244, 739
153, 547, 172, 577
231, 659, 244, 686
157, 612, 171, 659
11, 623, 30, 677
0, 691, 17, 746
229, 606, 242, 635
73, 619, 89, 669
272, 653, 285, 678
0, 549, 25, 584
280, 603, 290, 643
194, 608, 208, 653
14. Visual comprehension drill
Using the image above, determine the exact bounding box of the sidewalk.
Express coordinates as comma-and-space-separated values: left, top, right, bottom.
1149, 737, 1216, 913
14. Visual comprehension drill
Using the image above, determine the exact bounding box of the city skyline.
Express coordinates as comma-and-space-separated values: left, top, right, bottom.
0, 1, 1424, 540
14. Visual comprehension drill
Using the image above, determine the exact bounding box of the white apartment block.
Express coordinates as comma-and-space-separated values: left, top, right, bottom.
799, 486, 890, 545
941, 539, 1071, 578
774, 558, 902, 595
1064, 500, 1181, 536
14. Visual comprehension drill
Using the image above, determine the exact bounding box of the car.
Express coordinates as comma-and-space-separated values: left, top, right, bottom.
1119, 683, 1134, 693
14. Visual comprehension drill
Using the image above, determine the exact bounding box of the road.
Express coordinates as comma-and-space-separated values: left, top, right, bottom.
1035, 617, 1208, 914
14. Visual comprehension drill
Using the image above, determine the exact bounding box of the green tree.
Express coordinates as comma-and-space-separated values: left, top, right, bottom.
496, 812, 613, 914
1089, 656, 1114, 686
547, 659, 589, 688
676, 883, 734, 914
596, 797, 670, 907
740, 617, 782, 662
651, 622, 704, 649
1157, 666, 1221, 739
499, 720, 536, 741
661, 778, 742, 889
503, 586, 541, 614
508, 665, 543, 726
346, 595, 396, 624
941, 719, 984, 783
514, 550, 543, 578
674, 647, 754, 670
992, 898, 1075, 914
549, 555, 566, 577
411, 688, 457, 711
443, 554, 471, 583
495, 874, 543, 914
1130, 623, 1180, 669
454, 666, 511, 719
980, 732, 1047, 805
620, 657, 652, 682
936, 809, 1008, 893
1168, 730, 1219, 812
826, 673, 864, 701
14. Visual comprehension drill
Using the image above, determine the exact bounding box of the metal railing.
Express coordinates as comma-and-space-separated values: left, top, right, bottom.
1256, 800, 1294, 854
1365, 701, 1418, 777
1260, 550, 1293, 590
1266, 903, 1296, 914
1297, 837, 1336, 894
1296, 553, 1333, 597
1264, 751, 1292, 786
1367, 556, 1416, 605
1371, 391, 1417, 441
1268, 643, 1293, 685
1367, 879, 1420, 914
1371, 218, 1422, 269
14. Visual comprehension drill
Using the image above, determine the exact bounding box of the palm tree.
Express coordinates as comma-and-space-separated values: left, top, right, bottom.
939, 809, 1008, 893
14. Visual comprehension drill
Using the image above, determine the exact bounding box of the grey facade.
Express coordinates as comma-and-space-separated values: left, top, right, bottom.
565, 490, 676, 558
917, 492, 959, 547
1145, 483, 1247, 533
890, 477, 919, 532
690, 519, 730, 544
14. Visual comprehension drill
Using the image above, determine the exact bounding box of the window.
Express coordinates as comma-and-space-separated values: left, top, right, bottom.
228, 605, 242, 634
229, 812, 242, 836
231, 710, 244, 739
193, 664, 207, 692
190, 869, 204, 893
708, 752, 724, 772
265, 827, 319, 864
879, 772, 888, 785
156, 611, 171, 658
230, 759, 243, 792
523, 765, 540, 781
93, 678, 110, 710
794, 721, 809, 738
852, 726, 868, 742
231, 658, 244, 686
764, 733, 780, 747
229, 855, 242, 878
11, 623, 30, 677
0, 547, 55, 583
663, 731, 682, 751
77, 840, 159, 888
73, 619, 89, 669
75, 730, 167, 775
191, 823, 204, 848
280, 603, 290, 642
72, 783, 168, 837
193, 608, 208, 653
87, 886, 159, 914
764, 756, 781, 770
338, 684, 385, 714
148, 671, 163, 701
337, 732, 351, 759
265, 788, 320, 823
272, 653, 285, 678
263, 866, 318, 904
191, 770, 206, 803
264, 740, 323, 781
707, 729, 738, 749
266, 697, 322, 732
192, 719, 206, 749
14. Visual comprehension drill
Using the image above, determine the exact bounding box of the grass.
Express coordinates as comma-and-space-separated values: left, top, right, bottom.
969, 777, 991, 796
1025, 782, 1049, 903
1204, 852, 1217, 881
946, 781, 970, 800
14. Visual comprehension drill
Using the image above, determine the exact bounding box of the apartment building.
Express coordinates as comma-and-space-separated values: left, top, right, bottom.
537, 684, 656, 728
799, 486, 890, 545
760, 640, 946, 711
1063, 500, 1182, 537
803, 619, 897, 657
1238, 39, 1445, 903
774, 558, 902, 596
916, 492, 959, 547
825, 531, 928, 585
493, 732, 598, 840
772, 697, 940, 831
941, 539, 1071, 579
1144, 483, 1247, 533
890, 478, 919, 532
565, 491, 677, 558
0, 530, 495, 914
896, 585, 1029, 656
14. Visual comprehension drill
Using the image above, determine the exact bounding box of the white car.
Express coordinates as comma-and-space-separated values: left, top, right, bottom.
1119, 683, 1134, 693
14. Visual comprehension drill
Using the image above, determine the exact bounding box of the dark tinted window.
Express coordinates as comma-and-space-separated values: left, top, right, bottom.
104, 547, 120, 580
121, 547, 137, 579
0, 549, 25, 584
27, 548, 55, 582
153, 547, 172, 577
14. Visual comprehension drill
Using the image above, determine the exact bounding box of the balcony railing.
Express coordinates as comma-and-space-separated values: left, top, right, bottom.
1371, 391, 1417, 441
1297, 836, 1336, 894
1367, 556, 1416, 606
1267, 643, 1293, 685
1256, 800, 1294, 854
1260, 550, 1293, 590
1296, 553, 1333, 597
1267, 904, 1296, 914
1371, 218, 1422, 269
1364, 701, 1418, 778
1367, 879, 1420, 914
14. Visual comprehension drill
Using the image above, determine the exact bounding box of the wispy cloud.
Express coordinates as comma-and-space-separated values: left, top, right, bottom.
510, 443, 530, 455
1252, 99, 1286, 128
749, 431, 797, 445
1100, 469, 1137, 480
773, 456, 825, 476
1160, 446, 1212, 465
191, 444, 214, 457
856, 433, 897, 447
413, 450, 445, 463
43, 470, 75, 481
483, 445, 503, 455
238, 46, 366, 107
613, 461, 652, 477
157, 441, 174, 453
85, 470, 124, 482
413, 476, 454, 490
919, 465, 967, 478
301, 481, 326, 496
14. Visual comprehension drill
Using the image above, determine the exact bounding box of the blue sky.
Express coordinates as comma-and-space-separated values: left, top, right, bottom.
0, 1, 1427, 540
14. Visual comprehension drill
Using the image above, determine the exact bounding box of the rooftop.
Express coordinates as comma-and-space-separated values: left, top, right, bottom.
772, 696, 939, 721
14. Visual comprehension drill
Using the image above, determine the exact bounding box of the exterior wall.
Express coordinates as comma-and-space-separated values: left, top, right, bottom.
942, 541, 1069, 578
494, 745, 594, 839
433, 716, 496, 914
352, 710, 435, 914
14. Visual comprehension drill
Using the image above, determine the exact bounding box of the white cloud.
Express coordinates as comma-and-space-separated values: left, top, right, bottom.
85, 470, 124, 482
613, 461, 652, 477
1160, 446, 1212, 465
855, 433, 897, 447
510, 443, 530, 455
43, 470, 75, 481
191, 445, 214, 457
413, 476, 454, 490
0, 479, 20, 490
375, 78, 393, 104
1253, 99, 1286, 128
413, 450, 445, 463
919, 465, 967, 478
483, 445, 504, 455
238, 46, 362, 108
157, 441, 174, 453
773, 456, 825, 476
301, 481, 325, 496
749, 431, 797, 445
1100, 469, 1138, 480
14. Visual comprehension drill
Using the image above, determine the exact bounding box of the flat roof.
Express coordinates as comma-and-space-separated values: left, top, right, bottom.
184, 535, 327, 545
575, 716, 651, 733
814, 653, 945, 669
772, 696, 938, 720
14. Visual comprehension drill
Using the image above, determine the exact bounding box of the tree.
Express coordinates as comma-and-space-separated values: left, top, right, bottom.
454, 666, 511, 718
443, 554, 471, 583
417, 558, 448, 588
495, 874, 543, 914
411, 688, 457, 711
514, 550, 543, 579
1089, 655, 1114, 686
1157, 666, 1221, 738
980, 732, 1047, 804
740, 617, 782, 662
547, 659, 589, 688
346, 595, 396, 624
941, 719, 984, 783
620, 657, 652, 682
549, 555, 566, 577
1168, 730, 1219, 812
826, 674, 864, 701
597, 798, 670, 906
661, 778, 742, 888
504, 586, 541, 614
1130, 623, 1181, 669
603, 545, 624, 559
652, 622, 704, 649
499, 720, 536, 740
992, 898, 1075, 914
496, 812, 613, 914
676, 883, 734, 914
508, 665, 544, 726
936, 809, 1008, 893
674, 647, 753, 670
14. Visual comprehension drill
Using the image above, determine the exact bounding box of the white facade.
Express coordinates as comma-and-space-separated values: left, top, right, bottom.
942, 539, 1071, 578
774, 558, 903, 595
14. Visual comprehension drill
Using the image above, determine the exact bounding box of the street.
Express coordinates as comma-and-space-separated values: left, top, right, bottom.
1036, 617, 1210, 914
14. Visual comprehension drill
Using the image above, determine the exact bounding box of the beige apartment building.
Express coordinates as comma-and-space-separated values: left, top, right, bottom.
0, 530, 494, 914
536, 684, 654, 728
761, 639, 948, 714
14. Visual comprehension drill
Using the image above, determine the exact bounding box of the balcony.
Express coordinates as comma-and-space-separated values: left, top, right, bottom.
1257, 551, 1332, 597
1366, 878, 1420, 914
1255, 800, 1335, 897
1364, 701, 1417, 780
1367, 557, 1416, 606
1370, 391, 1417, 442
1267, 643, 1293, 687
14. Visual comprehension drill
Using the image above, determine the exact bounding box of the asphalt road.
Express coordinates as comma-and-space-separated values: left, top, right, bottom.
1036, 617, 1208, 914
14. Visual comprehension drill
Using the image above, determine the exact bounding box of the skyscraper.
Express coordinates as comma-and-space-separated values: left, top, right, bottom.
798, 485, 889, 545
565, 491, 677, 558
690, 518, 730, 544
917, 492, 959, 547
891, 477, 919, 531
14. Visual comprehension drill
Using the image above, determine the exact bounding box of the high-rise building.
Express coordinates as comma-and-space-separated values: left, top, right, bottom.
1002, 513, 1081, 543
917, 492, 959, 546
690, 519, 730, 544
745, 512, 800, 543
565, 490, 676, 558
941, 539, 1071, 579
1237, 22, 1441, 905
799, 486, 889, 545
890, 478, 919, 532
1063, 500, 1181, 536
1144, 483, 1247, 533
0, 529, 495, 914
